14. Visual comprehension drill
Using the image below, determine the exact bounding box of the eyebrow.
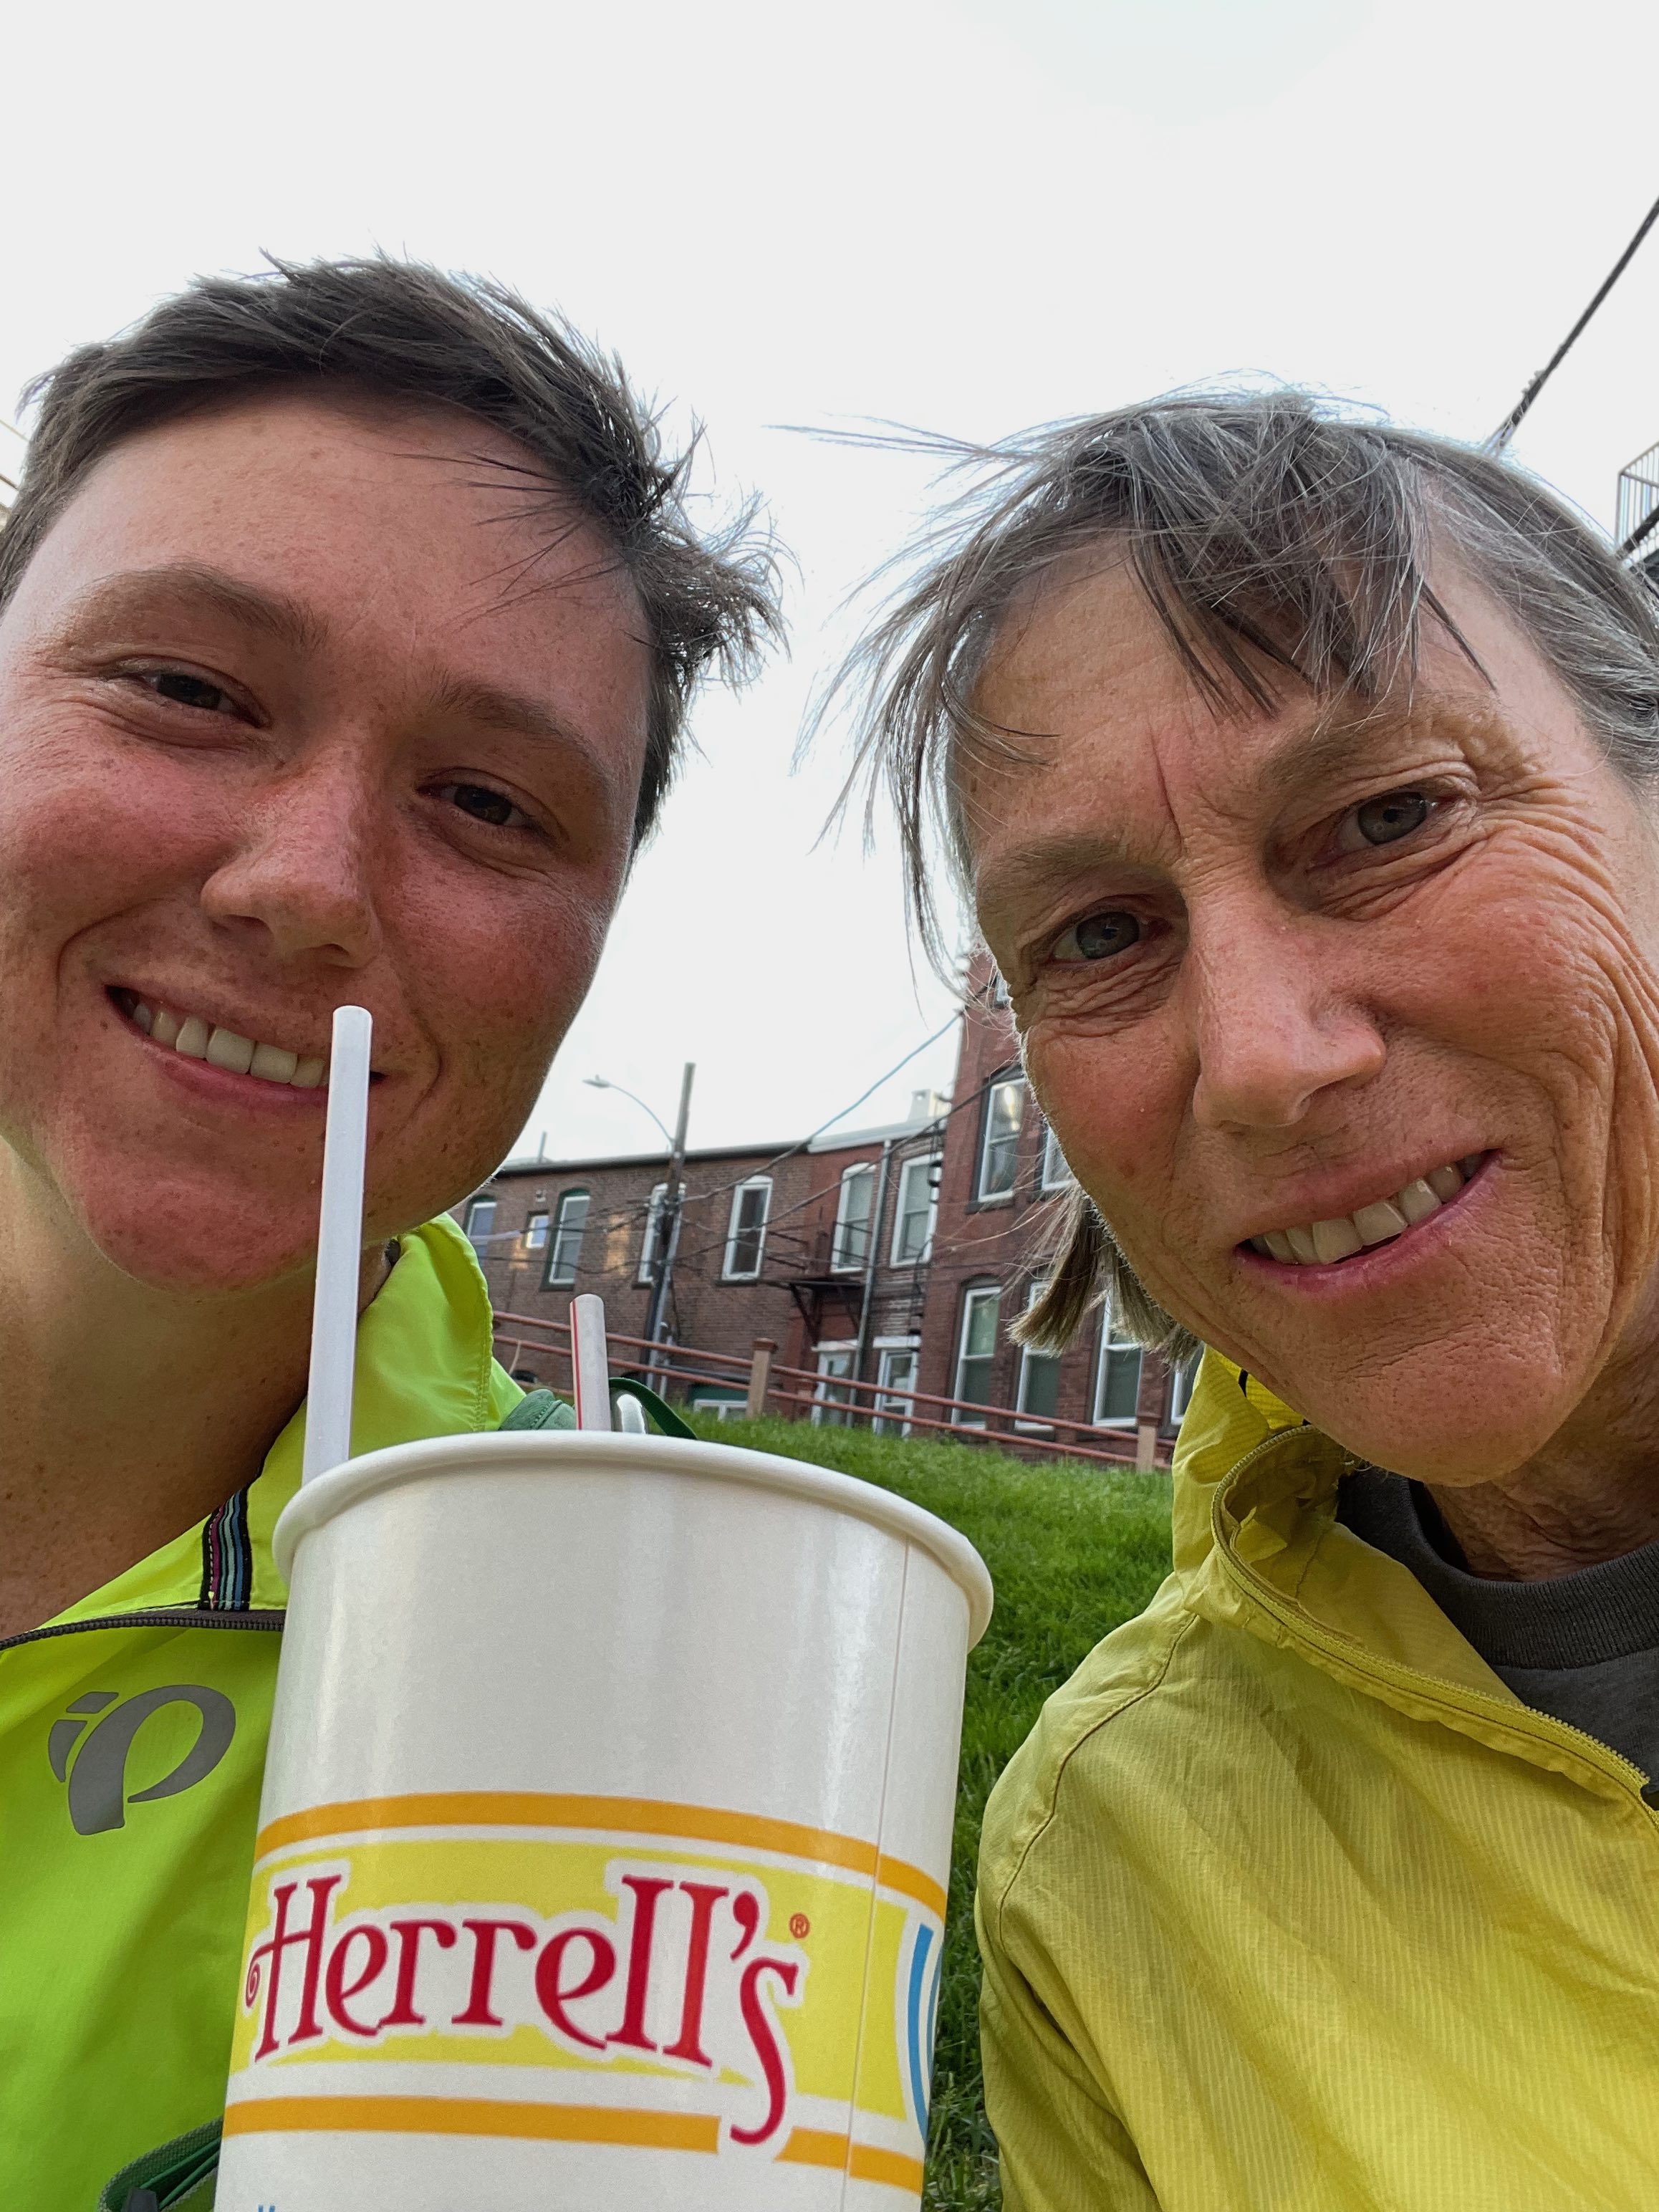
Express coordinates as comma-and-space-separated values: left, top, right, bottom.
59, 562, 330, 656
423, 668, 589, 751
1252, 693, 1510, 803
974, 830, 1148, 923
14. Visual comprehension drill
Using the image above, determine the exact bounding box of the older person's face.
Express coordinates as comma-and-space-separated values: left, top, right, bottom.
0, 390, 649, 1291
970, 557, 1659, 1487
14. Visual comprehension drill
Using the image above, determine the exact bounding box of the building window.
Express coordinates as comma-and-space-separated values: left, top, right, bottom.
1168, 1353, 1199, 1428
954, 1284, 1002, 1422
524, 1211, 550, 1251
544, 1190, 590, 1288
873, 1340, 919, 1437
637, 1183, 668, 1284
813, 1345, 857, 1426
464, 1197, 496, 1254
1016, 1282, 1062, 1424
891, 1153, 941, 1266
989, 968, 1011, 1007
723, 1178, 772, 1280
977, 1077, 1025, 1201
1094, 1298, 1143, 1426
688, 1385, 747, 1421
1040, 1122, 1074, 1191
832, 1163, 875, 1273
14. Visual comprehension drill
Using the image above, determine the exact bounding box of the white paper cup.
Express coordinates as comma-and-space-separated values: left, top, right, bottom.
216, 1428, 993, 2210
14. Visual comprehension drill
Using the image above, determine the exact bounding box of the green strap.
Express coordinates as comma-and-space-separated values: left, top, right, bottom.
499, 1380, 695, 1440
99, 2119, 220, 2209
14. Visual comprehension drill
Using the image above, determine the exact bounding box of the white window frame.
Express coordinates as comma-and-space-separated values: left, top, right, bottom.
463, 1197, 497, 1253
637, 1183, 668, 1285
1040, 1122, 1074, 1192
1016, 1281, 1062, 1430
1093, 1298, 1144, 1428
812, 1341, 858, 1427
890, 1152, 941, 1266
831, 1162, 876, 1274
872, 1336, 920, 1438
722, 1177, 772, 1281
524, 1210, 550, 1251
544, 1189, 590, 1289
953, 1284, 1002, 1425
976, 1076, 1025, 1203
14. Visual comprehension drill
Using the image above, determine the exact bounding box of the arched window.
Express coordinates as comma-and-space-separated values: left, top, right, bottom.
543, 1189, 590, 1288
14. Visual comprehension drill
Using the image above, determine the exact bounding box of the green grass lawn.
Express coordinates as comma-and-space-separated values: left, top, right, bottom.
686, 1414, 1175, 2211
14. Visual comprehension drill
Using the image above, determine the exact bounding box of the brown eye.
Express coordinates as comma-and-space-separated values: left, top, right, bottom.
1350, 789, 1430, 847
437, 781, 534, 832
141, 670, 236, 715
1054, 910, 1141, 963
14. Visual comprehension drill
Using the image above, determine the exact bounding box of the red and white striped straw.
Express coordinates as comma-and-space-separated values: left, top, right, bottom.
569, 1294, 613, 1430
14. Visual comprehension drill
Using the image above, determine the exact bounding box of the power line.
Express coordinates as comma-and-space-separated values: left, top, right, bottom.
1487, 188, 1659, 456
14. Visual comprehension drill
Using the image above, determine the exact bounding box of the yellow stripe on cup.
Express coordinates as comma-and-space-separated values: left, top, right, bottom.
221, 2095, 719, 2151
254, 1790, 948, 1918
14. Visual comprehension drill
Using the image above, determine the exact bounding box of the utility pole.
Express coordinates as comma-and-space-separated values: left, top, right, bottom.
643, 1062, 696, 1378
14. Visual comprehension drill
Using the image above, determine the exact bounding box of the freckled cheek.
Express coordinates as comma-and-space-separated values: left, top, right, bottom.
1026, 1032, 1179, 1211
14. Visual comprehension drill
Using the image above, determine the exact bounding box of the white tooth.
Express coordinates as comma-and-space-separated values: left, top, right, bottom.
1312, 1216, 1364, 1264
1249, 1236, 1272, 1256
1264, 1230, 1297, 1264
151, 1007, 181, 1047
1395, 1178, 1443, 1226
206, 1026, 255, 1074
1352, 1198, 1408, 1247
1426, 1163, 1464, 1202
130, 999, 154, 1034
174, 1014, 210, 1059
250, 1042, 299, 1083
289, 1055, 326, 1089
1459, 1153, 1484, 1178
1285, 1224, 1320, 1265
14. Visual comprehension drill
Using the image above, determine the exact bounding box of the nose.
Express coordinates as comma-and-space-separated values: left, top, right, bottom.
1188, 900, 1385, 1134
198, 750, 384, 968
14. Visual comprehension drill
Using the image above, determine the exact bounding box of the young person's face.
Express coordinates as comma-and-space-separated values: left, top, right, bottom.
0, 390, 650, 1289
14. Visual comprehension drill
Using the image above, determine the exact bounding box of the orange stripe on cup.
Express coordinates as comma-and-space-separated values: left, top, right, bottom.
221, 2095, 718, 2151
777, 2130, 924, 2190
255, 1789, 947, 1918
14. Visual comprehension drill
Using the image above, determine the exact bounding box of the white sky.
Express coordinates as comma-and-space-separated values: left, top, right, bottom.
7, 0, 1659, 1163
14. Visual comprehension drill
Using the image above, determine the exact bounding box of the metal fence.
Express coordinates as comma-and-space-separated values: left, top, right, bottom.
491, 1309, 1161, 1471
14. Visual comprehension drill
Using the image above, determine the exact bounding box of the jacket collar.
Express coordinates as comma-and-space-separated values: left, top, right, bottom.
1173, 1350, 1515, 1702
51, 1215, 507, 1626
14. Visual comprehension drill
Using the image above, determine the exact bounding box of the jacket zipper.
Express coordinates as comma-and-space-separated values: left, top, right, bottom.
1211, 1433, 1657, 1807
0, 1607, 284, 1655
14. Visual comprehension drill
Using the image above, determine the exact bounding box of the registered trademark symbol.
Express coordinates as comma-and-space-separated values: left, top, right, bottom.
789, 1913, 810, 1940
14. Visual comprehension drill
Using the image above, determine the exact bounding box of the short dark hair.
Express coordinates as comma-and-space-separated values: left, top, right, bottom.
0, 255, 782, 843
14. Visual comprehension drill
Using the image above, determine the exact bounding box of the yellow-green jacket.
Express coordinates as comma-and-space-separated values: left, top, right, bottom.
0, 1218, 521, 2208
977, 1350, 1659, 2211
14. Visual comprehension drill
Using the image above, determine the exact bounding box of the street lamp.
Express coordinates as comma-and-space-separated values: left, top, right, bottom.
585, 1064, 696, 1375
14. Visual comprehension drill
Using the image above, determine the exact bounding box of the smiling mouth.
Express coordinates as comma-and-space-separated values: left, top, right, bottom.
110, 986, 333, 1089
1245, 1153, 1490, 1267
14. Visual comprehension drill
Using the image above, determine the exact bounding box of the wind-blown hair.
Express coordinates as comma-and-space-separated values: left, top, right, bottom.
835, 392, 1659, 1359
0, 256, 782, 845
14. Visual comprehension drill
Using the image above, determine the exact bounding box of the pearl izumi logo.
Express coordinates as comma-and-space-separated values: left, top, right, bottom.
49, 1686, 236, 1834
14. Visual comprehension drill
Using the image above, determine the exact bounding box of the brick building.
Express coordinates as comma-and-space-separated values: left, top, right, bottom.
456, 955, 1188, 1464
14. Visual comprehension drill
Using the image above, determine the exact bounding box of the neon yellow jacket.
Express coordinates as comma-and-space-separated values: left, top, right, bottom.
0, 1217, 521, 2207
977, 1350, 1659, 2211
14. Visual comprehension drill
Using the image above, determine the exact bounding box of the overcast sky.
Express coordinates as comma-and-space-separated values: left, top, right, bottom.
7, 0, 1659, 1164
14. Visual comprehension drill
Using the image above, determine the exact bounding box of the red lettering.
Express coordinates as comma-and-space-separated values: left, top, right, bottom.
378, 1918, 458, 2028
610, 1875, 675, 2051
324, 1923, 390, 2037
730, 1956, 800, 2147
245, 1875, 341, 2057
535, 1926, 617, 2051
662, 1882, 729, 2067
452, 1918, 537, 2027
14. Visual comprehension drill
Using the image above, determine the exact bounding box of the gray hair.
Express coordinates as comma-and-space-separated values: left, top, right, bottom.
836, 391, 1659, 1358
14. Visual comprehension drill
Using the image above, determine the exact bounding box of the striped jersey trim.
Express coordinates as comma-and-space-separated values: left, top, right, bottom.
199, 1486, 254, 1612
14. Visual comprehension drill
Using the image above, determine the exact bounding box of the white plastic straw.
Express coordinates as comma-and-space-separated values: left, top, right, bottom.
302, 1006, 374, 1484
615, 1391, 648, 1433
569, 1294, 613, 1431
